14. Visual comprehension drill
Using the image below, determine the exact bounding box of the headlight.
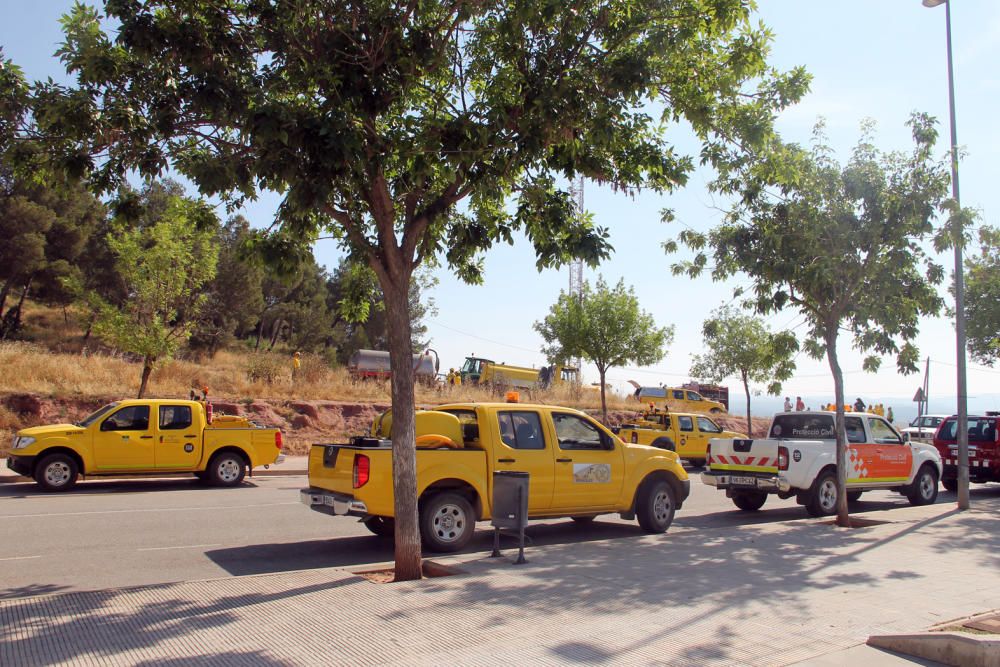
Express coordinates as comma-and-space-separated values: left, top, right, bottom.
13, 436, 35, 450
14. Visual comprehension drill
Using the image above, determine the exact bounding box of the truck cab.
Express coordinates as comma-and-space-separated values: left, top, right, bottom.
616, 409, 745, 466
932, 413, 1000, 492
633, 387, 727, 414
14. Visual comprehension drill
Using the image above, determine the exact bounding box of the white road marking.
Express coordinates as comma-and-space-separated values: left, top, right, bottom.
0, 502, 298, 519
0, 555, 42, 561
137, 544, 222, 552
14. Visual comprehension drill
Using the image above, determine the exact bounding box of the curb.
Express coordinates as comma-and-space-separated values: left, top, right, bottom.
0, 467, 307, 485
867, 632, 1000, 667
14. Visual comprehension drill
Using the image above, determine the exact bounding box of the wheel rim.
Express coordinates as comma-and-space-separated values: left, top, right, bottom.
652, 489, 672, 523
44, 462, 71, 486
818, 479, 837, 512
431, 503, 467, 543
217, 458, 242, 483
919, 472, 935, 499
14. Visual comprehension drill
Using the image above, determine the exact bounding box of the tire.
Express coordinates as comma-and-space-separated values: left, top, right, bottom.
687, 459, 706, 469
571, 516, 597, 524
208, 451, 247, 487
805, 470, 838, 517
907, 465, 939, 506
636, 478, 676, 533
941, 477, 958, 493
363, 516, 395, 537
846, 490, 863, 503
731, 490, 767, 512
34, 453, 79, 492
650, 437, 675, 452
419, 492, 475, 552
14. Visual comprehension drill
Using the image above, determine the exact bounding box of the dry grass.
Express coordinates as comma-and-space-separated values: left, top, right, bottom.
0, 341, 634, 412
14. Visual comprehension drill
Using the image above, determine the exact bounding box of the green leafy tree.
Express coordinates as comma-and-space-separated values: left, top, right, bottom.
964, 225, 1000, 365
689, 305, 798, 435
671, 116, 949, 527
92, 194, 219, 397
536, 277, 672, 422
35, 1, 807, 579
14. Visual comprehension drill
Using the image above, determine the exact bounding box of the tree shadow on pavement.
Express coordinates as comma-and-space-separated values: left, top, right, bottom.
0, 578, 352, 665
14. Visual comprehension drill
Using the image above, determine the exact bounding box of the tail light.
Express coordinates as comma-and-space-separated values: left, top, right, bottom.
206, 402, 214, 424
275, 431, 283, 450
353, 454, 370, 488
705, 442, 711, 466
778, 446, 789, 471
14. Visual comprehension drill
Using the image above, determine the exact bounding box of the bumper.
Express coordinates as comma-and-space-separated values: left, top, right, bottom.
701, 471, 790, 493
7, 455, 34, 477
274, 454, 287, 466
942, 461, 997, 480
300, 487, 369, 517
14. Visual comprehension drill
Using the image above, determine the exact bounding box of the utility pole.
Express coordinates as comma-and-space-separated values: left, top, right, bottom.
567, 175, 585, 378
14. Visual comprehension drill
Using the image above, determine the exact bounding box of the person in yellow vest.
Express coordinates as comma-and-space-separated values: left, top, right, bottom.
446, 368, 462, 387
292, 351, 301, 382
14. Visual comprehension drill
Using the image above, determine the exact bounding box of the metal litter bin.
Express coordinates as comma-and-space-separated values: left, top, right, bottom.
491, 470, 529, 564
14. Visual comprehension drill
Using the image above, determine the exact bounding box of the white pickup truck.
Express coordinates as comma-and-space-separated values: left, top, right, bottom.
702, 411, 942, 516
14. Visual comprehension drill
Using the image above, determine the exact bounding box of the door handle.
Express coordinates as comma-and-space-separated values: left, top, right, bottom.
498, 458, 516, 463
139, 435, 153, 439
556, 458, 572, 463
184, 435, 197, 439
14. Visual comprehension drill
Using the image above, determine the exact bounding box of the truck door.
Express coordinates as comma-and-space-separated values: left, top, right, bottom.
493, 410, 554, 511
155, 404, 201, 469
675, 415, 696, 457
691, 416, 722, 459
550, 412, 624, 510
848, 417, 911, 484
94, 404, 154, 470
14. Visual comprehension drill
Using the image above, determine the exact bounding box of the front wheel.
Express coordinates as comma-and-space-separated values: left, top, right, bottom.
35, 453, 80, 492
208, 452, 247, 487
907, 465, 939, 506
363, 516, 395, 537
420, 492, 475, 552
636, 478, 676, 533
805, 470, 838, 517
732, 490, 767, 512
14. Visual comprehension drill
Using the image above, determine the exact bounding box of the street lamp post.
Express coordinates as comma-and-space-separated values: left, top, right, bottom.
923, 0, 969, 510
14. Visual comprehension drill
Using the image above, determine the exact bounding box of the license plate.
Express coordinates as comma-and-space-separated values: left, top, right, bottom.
728, 476, 757, 487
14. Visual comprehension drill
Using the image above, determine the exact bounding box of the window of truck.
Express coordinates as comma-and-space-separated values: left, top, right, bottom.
770, 414, 835, 439
497, 411, 545, 450
845, 417, 866, 443
101, 405, 150, 431
77, 402, 119, 427
159, 405, 193, 430
677, 416, 694, 432
686, 392, 703, 401
697, 417, 722, 433
870, 418, 902, 444
553, 413, 611, 451
672, 390, 684, 399
939, 417, 997, 443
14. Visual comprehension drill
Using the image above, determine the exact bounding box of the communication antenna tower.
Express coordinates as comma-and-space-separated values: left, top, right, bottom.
567, 175, 585, 380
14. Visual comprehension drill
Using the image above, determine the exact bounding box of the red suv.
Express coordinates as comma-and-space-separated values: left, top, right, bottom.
932, 412, 1000, 491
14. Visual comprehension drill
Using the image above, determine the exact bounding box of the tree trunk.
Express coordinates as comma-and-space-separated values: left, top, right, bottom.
598, 365, 608, 423
254, 319, 264, 350
383, 275, 422, 581
742, 373, 752, 436
0, 279, 10, 320
2, 275, 33, 340
824, 328, 850, 527
138, 356, 155, 398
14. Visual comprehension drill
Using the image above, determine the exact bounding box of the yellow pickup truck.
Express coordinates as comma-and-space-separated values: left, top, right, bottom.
616, 410, 746, 467
7, 399, 284, 491
301, 401, 690, 552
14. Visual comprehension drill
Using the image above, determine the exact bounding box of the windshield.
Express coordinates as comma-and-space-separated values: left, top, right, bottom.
77, 403, 119, 428
769, 414, 835, 439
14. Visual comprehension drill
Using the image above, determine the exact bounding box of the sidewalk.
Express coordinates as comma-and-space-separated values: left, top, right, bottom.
2, 497, 998, 665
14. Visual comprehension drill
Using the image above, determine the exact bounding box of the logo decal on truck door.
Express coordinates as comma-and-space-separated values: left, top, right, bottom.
573, 463, 611, 483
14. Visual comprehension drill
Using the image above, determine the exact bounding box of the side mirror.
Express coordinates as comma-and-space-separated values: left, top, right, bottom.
902, 432, 911, 443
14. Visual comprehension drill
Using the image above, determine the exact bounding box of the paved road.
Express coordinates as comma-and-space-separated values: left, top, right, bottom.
0, 469, 963, 598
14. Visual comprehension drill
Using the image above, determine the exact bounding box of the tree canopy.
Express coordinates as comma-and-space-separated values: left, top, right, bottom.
535, 277, 672, 421
690, 305, 797, 435
964, 225, 1000, 365
20, 0, 808, 579
671, 115, 950, 526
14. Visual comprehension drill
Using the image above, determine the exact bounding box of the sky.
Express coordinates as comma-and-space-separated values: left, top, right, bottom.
2, 0, 999, 421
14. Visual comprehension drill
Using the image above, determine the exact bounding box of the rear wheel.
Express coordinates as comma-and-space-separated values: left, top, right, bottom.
941, 477, 958, 493
636, 478, 676, 533
34, 454, 79, 492
907, 465, 939, 506
363, 516, 395, 537
208, 452, 247, 487
420, 492, 475, 552
731, 490, 767, 512
805, 470, 838, 517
